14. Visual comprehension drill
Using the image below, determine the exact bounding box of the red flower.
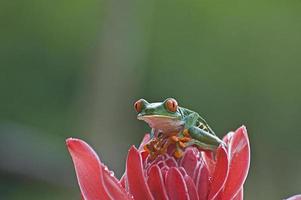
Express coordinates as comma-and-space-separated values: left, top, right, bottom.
66, 126, 250, 200
286, 195, 301, 200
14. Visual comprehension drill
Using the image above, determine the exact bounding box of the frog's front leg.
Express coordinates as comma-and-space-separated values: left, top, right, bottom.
184, 126, 225, 151
150, 128, 155, 139
143, 129, 158, 155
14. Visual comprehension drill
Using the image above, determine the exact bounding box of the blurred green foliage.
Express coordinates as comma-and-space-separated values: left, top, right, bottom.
1, 0, 301, 199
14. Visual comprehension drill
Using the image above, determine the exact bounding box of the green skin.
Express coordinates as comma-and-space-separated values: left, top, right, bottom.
136, 98, 224, 151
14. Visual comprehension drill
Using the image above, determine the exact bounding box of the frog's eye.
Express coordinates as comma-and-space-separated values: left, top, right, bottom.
165, 98, 178, 112
134, 99, 147, 113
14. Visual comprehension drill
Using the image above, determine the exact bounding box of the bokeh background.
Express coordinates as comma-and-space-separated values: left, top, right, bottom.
1, 0, 301, 199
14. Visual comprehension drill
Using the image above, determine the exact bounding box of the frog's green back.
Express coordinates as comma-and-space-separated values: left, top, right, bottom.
179, 106, 216, 135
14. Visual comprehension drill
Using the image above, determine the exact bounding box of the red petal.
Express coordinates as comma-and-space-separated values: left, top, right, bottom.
208, 145, 229, 200
126, 146, 154, 200
141, 150, 149, 162
119, 134, 150, 188
147, 165, 169, 200
178, 167, 187, 177
66, 138, 130, 200
166, 167, 189, 200
201, 151, 216, 176
222, 131, 234, 144
232, 187, 243, 200
180, 148, 198, 178
184, 175, 199, 200
119, 175, 126, 188
286, 195, 301, 200
102, 168, 132, 200
165, 157, 177, 168
196, 162, 210, 200
221, 126, 250, 200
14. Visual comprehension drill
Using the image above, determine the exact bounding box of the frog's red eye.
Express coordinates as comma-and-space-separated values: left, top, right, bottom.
134, 99, 143, 113
165, 98, 178, 112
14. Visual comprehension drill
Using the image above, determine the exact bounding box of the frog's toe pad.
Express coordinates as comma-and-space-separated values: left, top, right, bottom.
173, 149, 183, 158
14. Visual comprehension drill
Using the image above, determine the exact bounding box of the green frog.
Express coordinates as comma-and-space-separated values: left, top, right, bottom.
134, 98, 224, 158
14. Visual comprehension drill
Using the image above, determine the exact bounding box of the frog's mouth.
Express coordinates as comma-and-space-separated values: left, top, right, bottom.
137, 115, 184, 132
137, 114, 177, 120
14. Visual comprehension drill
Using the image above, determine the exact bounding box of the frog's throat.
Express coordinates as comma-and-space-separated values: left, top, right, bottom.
137, 115, 184, 133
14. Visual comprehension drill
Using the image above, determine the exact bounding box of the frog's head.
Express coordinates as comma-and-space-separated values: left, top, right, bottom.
134, 98, 184, 132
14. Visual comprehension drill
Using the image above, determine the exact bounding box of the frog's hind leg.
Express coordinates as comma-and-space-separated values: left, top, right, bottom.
184, 126, 225, 150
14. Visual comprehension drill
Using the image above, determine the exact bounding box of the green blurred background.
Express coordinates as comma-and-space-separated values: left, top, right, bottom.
1, 0, 301, 199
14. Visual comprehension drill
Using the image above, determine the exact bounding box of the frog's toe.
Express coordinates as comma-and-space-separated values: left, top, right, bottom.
179, 136, 191, 142
178, 141, 186, 148
170, 135, 179, 142
173, 149, 183, 158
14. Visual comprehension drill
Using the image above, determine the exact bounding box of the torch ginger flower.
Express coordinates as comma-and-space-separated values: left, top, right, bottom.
66, 126, 250, 200
286, 195, 301, 200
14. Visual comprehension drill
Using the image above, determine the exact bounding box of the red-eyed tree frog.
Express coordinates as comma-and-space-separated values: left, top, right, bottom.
134, 98, 224, 158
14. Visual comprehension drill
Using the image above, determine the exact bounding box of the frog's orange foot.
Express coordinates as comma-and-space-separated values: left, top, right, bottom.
170, 135, 179, 142
144, 133, 192, 159
169, 135, 192, 158
173, 148, 183, 158
179, 136, 191, 143
144, 139, 158, 152
178, 141, 186, 148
